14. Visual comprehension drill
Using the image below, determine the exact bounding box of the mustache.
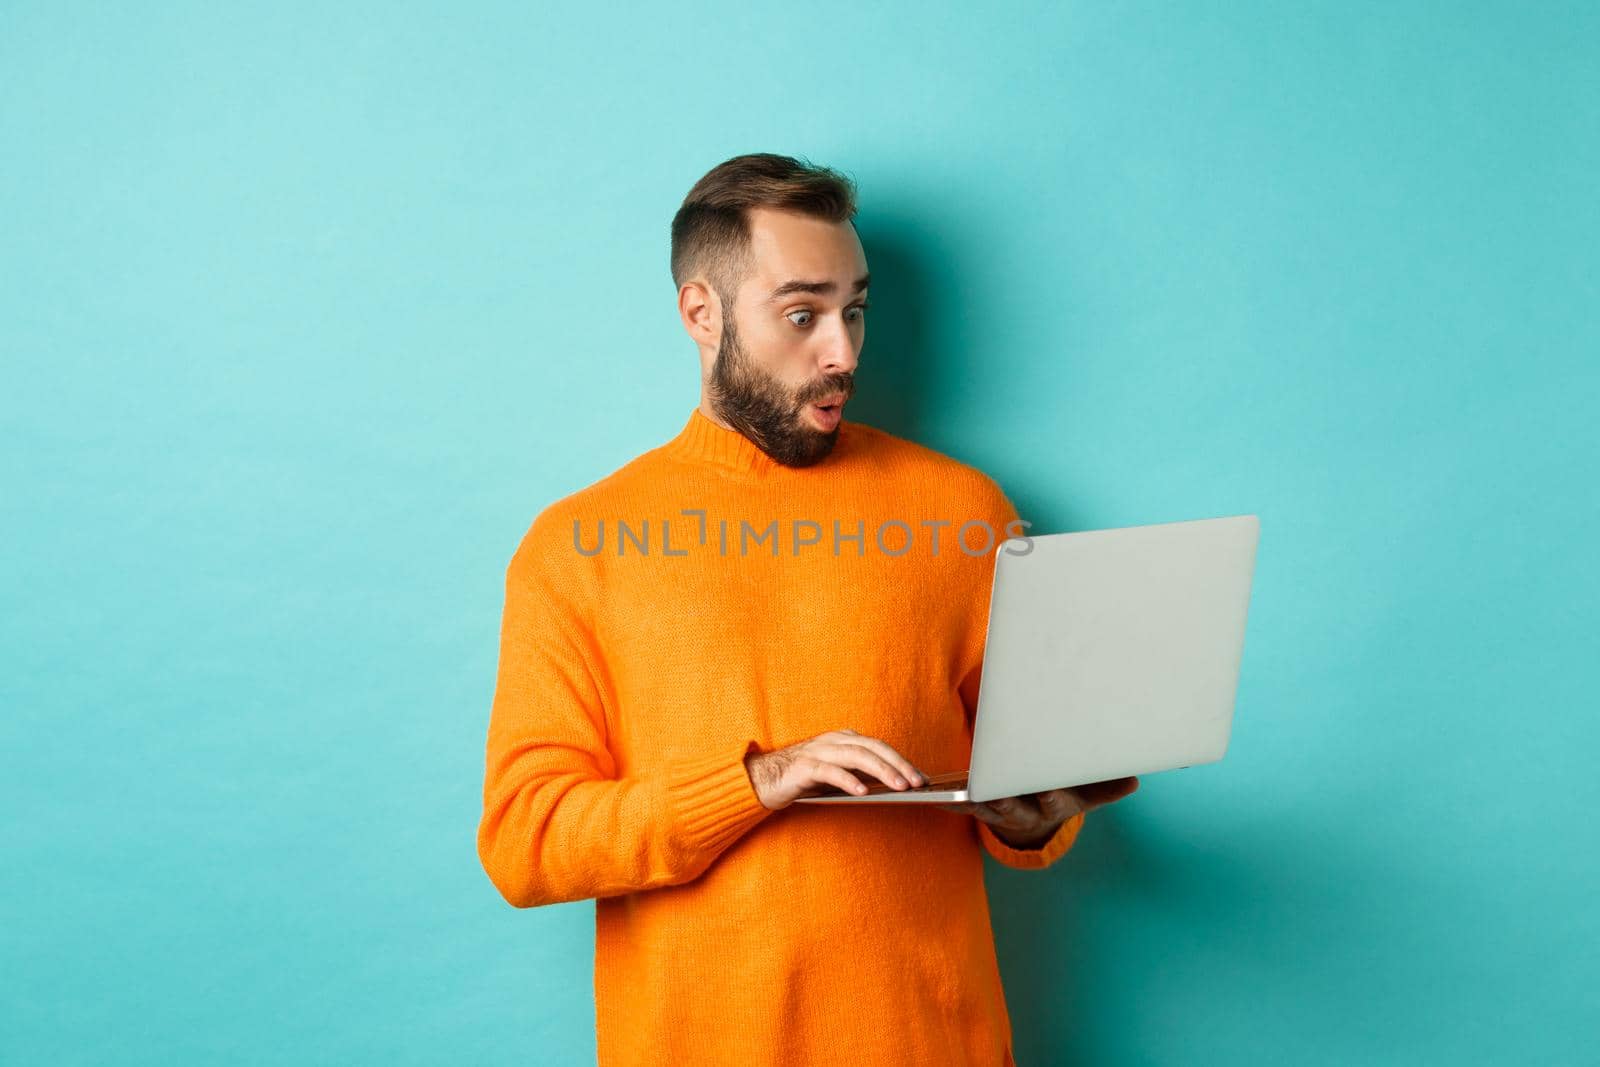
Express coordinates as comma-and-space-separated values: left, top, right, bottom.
800, 375, 855, 405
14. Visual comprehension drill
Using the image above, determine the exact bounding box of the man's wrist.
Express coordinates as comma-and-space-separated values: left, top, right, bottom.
990, 821, 1062, 851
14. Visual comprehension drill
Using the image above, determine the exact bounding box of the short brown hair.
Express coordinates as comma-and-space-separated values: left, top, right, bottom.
670, 152, 858, 307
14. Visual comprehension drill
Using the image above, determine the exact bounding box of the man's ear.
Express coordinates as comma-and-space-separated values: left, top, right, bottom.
678, 280, 720, 346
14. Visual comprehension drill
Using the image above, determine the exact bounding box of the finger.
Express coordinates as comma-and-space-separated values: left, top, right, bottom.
1071, 776, 1140, 809
935, 798, 1043, 826
960, 803, 1008, 826
839, 735, 927, 785
832, 748, 908, 790
994, 794, 1040, 817
1037, 789, 1083, 822
1008, 794, 1051, 832
820, 740, 921, 789
799, 756, 871, 796
972, 796, 1035, 830
937, 798, 994, 822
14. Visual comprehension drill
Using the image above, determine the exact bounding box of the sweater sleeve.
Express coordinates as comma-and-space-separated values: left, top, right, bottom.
477, 527, 774, 908
977, 811, 1086, 869
958, 474, 1086, 872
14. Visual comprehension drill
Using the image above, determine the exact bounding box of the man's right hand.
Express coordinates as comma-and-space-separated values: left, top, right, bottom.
743, 729, 927, 810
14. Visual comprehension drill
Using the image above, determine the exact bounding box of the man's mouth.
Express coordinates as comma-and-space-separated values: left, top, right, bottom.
811, 392, 846, 413
808, 393, 846, 428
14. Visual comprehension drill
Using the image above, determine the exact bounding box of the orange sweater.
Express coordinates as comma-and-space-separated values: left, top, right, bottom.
478, 406, 1086, 1066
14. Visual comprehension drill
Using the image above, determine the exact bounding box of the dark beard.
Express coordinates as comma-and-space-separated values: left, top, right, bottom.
706, 313, 852, 468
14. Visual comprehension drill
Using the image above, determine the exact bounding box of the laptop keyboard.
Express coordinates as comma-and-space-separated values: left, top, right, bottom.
805, 770, 969, 797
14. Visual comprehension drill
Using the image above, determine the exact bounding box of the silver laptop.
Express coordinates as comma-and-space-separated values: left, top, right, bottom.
795, 514, 1261, 804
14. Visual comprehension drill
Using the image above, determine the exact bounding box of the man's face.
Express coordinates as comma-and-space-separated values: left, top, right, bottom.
706, 206, 869, 468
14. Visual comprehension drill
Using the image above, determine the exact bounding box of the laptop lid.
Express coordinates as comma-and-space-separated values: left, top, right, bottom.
965, 514, 1260, 803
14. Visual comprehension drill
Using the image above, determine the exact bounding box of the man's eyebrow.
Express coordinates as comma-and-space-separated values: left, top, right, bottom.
764, 272, 871, 304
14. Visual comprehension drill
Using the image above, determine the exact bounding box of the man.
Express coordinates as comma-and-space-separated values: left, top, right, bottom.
477, 152, 1139, 1066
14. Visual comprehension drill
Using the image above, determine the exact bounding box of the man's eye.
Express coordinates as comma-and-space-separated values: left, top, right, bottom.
786, 303, 870, 328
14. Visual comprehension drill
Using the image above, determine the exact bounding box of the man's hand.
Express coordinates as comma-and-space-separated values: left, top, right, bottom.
744, 728, 927, 810
936, 776, 1141, 849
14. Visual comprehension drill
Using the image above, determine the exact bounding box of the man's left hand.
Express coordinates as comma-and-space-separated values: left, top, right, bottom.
936, 775, 1141, 849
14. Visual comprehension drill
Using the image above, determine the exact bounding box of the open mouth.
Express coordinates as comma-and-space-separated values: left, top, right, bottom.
806, 398, 844, 428
808, 395, 845, 427
811, 392, 846, 414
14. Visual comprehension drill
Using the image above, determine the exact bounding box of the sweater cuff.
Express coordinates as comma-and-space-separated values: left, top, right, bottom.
979, 811, 1085, 869
663, 739, 774, 861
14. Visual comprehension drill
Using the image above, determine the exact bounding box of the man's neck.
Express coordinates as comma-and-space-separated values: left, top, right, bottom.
696, 397, 735, 432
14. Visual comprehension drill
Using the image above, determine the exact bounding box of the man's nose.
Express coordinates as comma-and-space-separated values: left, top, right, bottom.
819, 329, 859, 377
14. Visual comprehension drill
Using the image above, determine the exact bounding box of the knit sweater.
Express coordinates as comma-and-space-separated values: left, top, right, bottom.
477, 406, 1086, 1067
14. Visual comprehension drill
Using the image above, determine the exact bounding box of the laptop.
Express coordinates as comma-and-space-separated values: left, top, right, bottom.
794, 514, 1261, 804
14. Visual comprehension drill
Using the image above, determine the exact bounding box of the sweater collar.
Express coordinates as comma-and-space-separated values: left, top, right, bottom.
663, 406, 784, 477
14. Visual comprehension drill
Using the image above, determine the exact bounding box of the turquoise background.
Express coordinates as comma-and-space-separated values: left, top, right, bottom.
4, 2, 1596, 1063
